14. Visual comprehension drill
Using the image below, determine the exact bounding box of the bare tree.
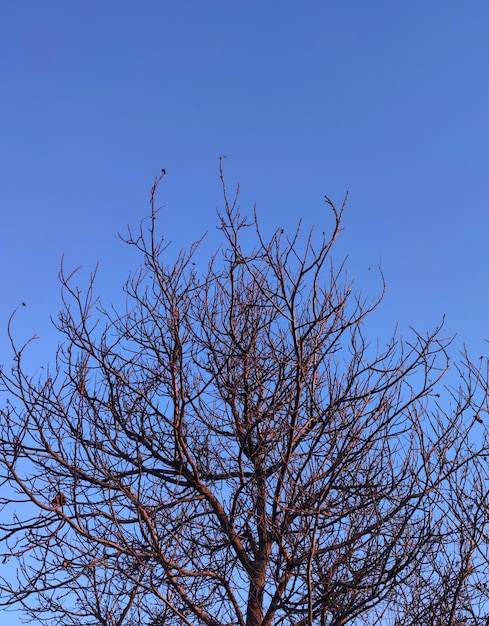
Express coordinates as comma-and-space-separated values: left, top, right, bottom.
1, 165, 489, 625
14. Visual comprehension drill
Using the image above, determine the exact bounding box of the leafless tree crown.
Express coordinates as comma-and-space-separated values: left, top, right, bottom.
1, 167, 489, 626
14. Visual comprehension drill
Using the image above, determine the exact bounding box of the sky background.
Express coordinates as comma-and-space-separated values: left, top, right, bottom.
1, 1, 489, 624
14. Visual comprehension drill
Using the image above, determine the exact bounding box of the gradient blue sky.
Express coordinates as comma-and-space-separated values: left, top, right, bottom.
1, 2, 489, 624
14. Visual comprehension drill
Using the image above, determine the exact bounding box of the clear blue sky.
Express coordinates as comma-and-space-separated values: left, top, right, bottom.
1, 2, 489, 624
